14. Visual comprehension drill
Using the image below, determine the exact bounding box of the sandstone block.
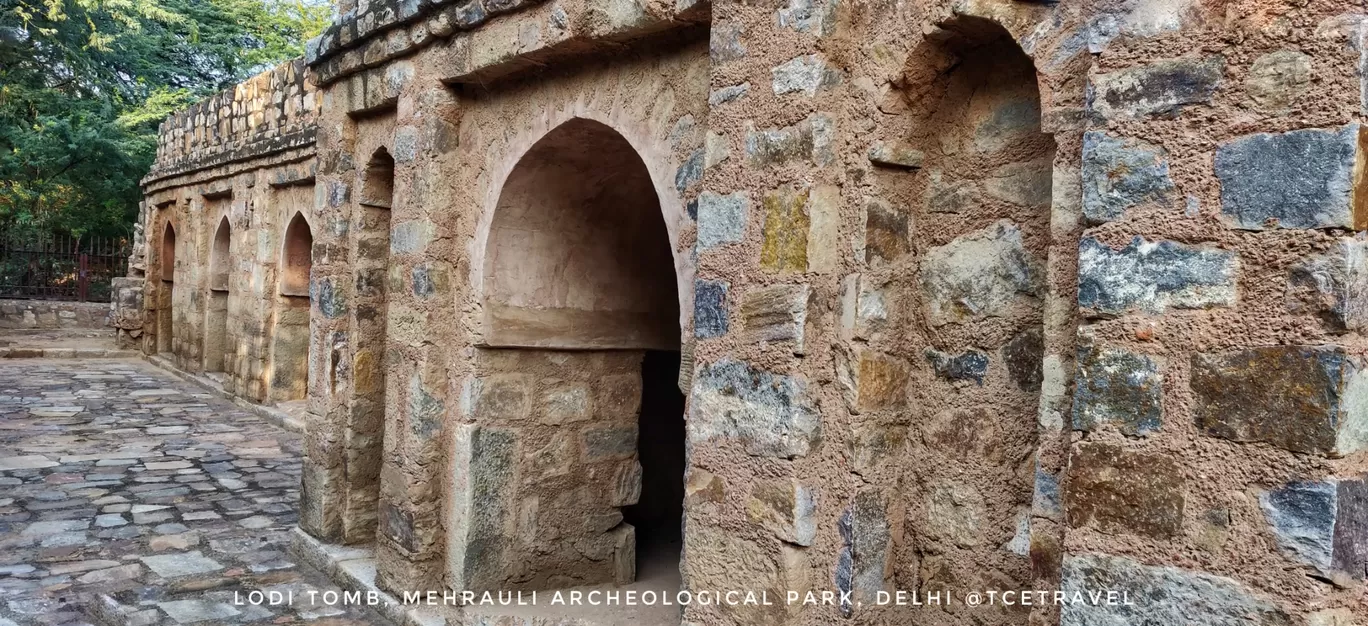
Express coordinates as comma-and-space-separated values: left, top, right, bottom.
1286, 238, 1368, 332
866, 141, 924, 169
847, 421, 905, 478
841, 349, 909, 413
1065, 443, 1184, 539
1072, 344, 1163, 437
746, 478, 817, 546
1191, 346, 1368, 456
921, 220, 1039, 326
1078, 236, 1237, 317
864, 198, 909, 264
925, 481, 985, 548
806, 185, 841, 273
1060, 553, 1291, 625
1090, 56, 1224, 119
771, 54, 841, 97
760, 187, 810, 272
1215, 124, 1364, 230
741, 283, 809, 351
1081, 131, 1174, 223
690, 358, 820, 459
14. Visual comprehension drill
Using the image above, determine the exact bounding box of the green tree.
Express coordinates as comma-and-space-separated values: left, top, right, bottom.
0, 0, 329, 241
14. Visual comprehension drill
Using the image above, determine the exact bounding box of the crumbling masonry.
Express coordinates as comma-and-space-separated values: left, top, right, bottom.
117, 0, 1368, 623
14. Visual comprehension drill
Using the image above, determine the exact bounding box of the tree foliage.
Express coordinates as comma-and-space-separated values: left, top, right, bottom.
0, 0, 329, 241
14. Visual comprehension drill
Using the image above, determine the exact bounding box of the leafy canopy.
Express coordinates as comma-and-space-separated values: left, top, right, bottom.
0, 0, 330, 241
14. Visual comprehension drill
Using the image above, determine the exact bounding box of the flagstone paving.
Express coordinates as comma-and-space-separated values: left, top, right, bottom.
0, 359, 380, 625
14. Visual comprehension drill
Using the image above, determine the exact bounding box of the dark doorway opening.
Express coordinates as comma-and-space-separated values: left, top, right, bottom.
624, 349, 686, 581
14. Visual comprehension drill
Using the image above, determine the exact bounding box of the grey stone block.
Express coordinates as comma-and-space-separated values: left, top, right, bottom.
1072, 344, 1163, 437
1078, 236, 1237, 317
1060, 553, 1291, 625
1090, 56, 1224, 119
690, 358, 820, 459
1081, 131, 1174, 223
1215, 124, 1362, 230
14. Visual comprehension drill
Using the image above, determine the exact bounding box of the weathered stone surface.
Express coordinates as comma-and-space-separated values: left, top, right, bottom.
806, 185, 841, 273
985, 159, 1052, 208
696, 191, 749, 250
1065, 443, 1184, 538
924, 348, 988, 385
1286, 238, 1368, 332
708, 83, 749, 106
1072, 344, 1163, 437
1332, 477, 1368, 579
449, 424, 516, 588
745, 113, 834, 167
921, 220, 1039, 326
684, 469, 725, 507
674, 148, 703, 192
864, 198, 909, 264
741, 283, 809, 349
760, 187, 810, 272
709, 22, 746, 63
839, 274, 887, 340
839, 349, 909, 413
847, 421, 905, 478
1260, 480, 1336, 575
1090, 56, 1224, 119
1081, 131, 1174, 223
746, 478, 816, 546
1215, 124, 1363, 230
1191, 346, 1368, 456
1060, 553, 1292, 625
925, 481, 985, 548
866, 141, 924, 169
684, 525, 785, 625
925, 173, 979, 214
1078, 236, 1238, 316
690, 358, 820, 458
777, 0, 837, 36
1245, 49, 1311, 112
1003, 327, 1044, 392
694, 279, 729, 339
771, 54, 841, 97
835, 490, 890, 613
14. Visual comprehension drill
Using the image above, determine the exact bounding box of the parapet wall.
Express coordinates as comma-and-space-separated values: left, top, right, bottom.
143, 59, 319, 188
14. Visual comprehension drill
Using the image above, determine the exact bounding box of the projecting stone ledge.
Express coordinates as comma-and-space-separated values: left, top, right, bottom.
1191, 345, 1368, 456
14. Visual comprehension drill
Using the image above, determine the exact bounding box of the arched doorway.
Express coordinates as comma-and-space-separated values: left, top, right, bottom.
272, 210, 313, 401
453, 118, 684, 596
158, 222, 176, 355
205, 216, 231, 375
342, 147, 395, 544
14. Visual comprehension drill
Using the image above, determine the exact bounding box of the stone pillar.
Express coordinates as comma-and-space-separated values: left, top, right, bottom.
446, 349, 642, 590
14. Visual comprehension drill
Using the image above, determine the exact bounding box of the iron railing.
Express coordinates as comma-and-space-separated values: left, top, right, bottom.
0, 233, 130, 302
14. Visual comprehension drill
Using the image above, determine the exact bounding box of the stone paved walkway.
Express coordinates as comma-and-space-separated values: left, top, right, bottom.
0, 359, 380, 626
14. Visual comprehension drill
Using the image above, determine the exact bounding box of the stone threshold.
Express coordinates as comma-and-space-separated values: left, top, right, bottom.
288, 527, 454, 626
0, 347, 138, 358
143, 354, 304, 433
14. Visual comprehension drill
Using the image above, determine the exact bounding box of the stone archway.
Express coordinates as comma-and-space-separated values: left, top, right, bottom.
271, 210, 313, 401
450, 118, 685, 599
205, 216, 231, 374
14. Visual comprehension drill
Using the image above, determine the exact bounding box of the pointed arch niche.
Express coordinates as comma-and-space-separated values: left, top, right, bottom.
896, 14, 1057, 614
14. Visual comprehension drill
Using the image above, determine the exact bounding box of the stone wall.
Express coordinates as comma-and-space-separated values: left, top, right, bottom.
0, 300, 110, 330
132, 0, 1368, 624
127, 58, 321, 405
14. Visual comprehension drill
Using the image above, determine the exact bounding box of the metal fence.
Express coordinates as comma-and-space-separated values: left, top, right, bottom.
0, 233, 130, 302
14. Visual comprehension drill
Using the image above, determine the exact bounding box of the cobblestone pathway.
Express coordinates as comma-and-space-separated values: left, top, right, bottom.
0, 359, 380, 626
